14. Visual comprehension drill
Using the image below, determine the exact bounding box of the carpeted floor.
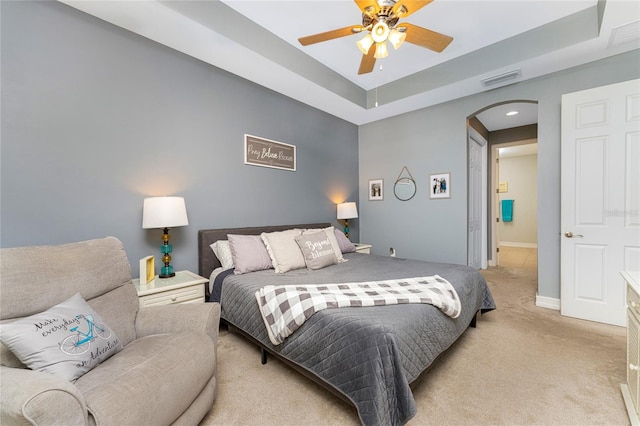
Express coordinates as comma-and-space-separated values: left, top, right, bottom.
201, 258, 628, 425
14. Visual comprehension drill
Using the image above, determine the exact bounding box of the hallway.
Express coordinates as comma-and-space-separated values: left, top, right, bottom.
498, 246, 537, 271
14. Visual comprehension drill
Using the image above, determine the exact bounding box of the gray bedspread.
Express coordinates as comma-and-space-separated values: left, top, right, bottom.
218, 253, 495, 426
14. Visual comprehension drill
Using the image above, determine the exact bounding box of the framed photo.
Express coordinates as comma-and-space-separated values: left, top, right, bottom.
430, 173, 451, 199
139, 256, 155, 284
368, 179, 384, 201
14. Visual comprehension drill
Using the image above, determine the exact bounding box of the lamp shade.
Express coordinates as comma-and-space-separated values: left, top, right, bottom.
357, 33, 374, 55
388, 29, 406, 50
337, 202, 358, 220
142, 197, 189, 229
373, 42, 389, 59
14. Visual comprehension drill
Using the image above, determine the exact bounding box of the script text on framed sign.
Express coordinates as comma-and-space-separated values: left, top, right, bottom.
244, 134, 296, 171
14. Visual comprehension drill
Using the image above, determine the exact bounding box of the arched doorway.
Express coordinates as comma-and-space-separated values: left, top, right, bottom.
467, 101, 538, 270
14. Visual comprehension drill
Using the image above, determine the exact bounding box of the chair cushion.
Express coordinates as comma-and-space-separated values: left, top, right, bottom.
0, 237, 133, 321
75, 332, 216, 425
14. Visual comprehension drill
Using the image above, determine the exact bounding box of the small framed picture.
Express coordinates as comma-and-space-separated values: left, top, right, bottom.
430, 173, 451, 199
368, 179, 384, 201
139, 256, 155, 284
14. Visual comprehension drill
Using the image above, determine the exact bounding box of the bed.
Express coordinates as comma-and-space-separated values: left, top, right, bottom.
198, 223, 495, 426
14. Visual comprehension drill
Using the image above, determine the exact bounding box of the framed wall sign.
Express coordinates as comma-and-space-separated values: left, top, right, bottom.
368, 178, 384, 201
244, 134, 296, 171
430, 173, 450, 199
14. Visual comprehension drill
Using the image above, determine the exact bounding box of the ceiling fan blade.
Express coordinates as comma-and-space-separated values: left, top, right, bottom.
358, 46, 376, 75
298, 26, 362, 46
392, 0, 434, 18
398, 22, 453, 52
354, 0, 380, 17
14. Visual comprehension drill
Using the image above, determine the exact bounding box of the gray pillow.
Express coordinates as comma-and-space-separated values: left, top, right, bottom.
334, 229, 356, 253
303, 227, 346, 262
0, 293, 122, 382
295, 232, 338, 270
228, 234, 273, 275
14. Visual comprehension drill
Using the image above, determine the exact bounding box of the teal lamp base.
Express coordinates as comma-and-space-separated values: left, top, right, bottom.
159, 227, 176, 279
343, 219, 350, 239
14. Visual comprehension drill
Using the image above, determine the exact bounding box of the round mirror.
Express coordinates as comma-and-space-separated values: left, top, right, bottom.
394, 177, 417, 201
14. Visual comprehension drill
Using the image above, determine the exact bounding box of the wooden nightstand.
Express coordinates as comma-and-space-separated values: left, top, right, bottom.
354, 243, 372, 254
133, 270, 207, 308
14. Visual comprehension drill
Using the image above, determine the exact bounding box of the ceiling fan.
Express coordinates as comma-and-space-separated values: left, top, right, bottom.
298, 0, 453, 75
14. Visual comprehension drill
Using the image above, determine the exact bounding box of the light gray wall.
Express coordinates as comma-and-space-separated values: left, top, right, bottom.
0, 1, 359, 276
498, 153, 538, 246
359, 49, 640, 300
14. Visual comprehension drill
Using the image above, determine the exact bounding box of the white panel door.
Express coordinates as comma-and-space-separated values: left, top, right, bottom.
468, 127, 487, 270
561, 79, 640, 326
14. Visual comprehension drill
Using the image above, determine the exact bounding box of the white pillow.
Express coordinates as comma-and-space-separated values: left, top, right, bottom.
303, 226, 346, 262
261, 229, 304, 273
210, 240, 234, 270
0, 293, 122, 382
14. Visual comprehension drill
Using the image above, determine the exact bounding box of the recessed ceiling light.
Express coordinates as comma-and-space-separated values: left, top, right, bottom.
506, 111, 519, 116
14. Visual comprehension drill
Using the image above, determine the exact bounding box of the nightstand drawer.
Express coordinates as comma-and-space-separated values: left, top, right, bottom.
138, 285, 205, 308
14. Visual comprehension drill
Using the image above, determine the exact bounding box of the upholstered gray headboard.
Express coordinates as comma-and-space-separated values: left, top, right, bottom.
198, 223, 331, 280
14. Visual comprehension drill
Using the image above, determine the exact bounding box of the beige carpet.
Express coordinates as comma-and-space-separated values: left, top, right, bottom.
201, 261, 628, 426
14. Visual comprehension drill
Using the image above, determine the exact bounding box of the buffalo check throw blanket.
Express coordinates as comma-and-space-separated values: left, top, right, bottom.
255, 275, 461, 345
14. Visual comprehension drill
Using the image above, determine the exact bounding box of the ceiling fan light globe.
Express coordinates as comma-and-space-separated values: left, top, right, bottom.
388, 29, 406, 49
374, 41, 389, 59
371, 21, 390, 43
357, 34, 375, 54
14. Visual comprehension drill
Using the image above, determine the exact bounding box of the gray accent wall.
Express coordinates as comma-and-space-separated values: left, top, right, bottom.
0, 1, 359, 276
359, 50, 640, 300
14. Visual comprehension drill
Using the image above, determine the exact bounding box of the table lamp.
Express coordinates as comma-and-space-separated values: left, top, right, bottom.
142, 196, 189, 278
337, 202, 358, 239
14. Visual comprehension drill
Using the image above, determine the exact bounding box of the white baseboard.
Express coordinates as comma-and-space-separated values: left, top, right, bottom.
536, 294, 560, 310
499, 241, 538, 249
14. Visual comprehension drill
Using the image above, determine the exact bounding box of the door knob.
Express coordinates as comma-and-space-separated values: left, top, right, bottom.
564, 231, 584, 238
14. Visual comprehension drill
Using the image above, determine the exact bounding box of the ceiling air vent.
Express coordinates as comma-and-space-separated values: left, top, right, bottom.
608, 20, 640, 48
481, 69, 522, 88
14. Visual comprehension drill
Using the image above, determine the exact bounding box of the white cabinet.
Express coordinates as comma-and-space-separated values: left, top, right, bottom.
133, 270, 207, 308
622, 271, 640, 426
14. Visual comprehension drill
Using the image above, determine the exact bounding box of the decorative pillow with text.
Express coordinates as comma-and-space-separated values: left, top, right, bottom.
0, 293, 122, 382
295, 232, 338, 270
303, 227, 346, 262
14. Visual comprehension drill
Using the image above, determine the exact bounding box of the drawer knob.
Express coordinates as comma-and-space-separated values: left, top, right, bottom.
632, 301, 637, 308
171, 295, 177, 302
630, 363, 639, 371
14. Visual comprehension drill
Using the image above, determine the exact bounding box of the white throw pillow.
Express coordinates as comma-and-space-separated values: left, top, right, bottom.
0, 293, 122, 382
261, 229, 305, 273
210, 240, 234, 270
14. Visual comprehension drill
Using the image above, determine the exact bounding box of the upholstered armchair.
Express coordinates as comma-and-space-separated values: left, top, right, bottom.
0, 237, 220, 425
